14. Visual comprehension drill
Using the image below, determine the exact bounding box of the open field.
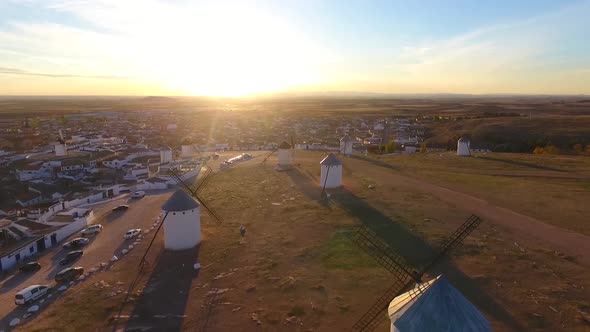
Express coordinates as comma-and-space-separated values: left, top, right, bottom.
361, 152, 590, 236
15, 150, 590, 332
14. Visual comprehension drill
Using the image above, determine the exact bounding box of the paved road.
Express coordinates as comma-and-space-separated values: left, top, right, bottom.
0, 190, 172, 330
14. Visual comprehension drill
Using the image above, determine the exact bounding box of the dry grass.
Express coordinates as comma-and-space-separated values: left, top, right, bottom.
18, 151, 590, 332
368, 152, 590, 235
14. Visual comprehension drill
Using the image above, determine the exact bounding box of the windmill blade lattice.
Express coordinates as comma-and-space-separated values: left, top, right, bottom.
418, 214, 482, 276
352, 276, 413, 332
170, 167, 223, 224
351, 225, 417, 281
351, 214, 483, 332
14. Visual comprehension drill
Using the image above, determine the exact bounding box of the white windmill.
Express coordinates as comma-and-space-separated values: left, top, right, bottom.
161, 189, 202, 250
54, 129, 67, 157
457, 137, 471, 157
277, 141, 293, 167
160, 146, 173, 164
340, 134, 354, 155
320, 153, 343, 196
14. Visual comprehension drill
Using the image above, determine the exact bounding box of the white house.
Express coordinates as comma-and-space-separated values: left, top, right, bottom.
388, 275, 491, 332
457, 137, 471, 157
16, 191, 45, 207
340, 134, 354, 155
320, 153, 343, 189
102, 158, 128, 169
0, 208, 94, 272
161, 190, 201, 250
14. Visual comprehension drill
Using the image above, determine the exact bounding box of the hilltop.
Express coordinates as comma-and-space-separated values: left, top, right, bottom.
16, 151, 590, 332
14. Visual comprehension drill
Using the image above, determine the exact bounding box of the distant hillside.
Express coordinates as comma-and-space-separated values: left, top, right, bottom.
425, 116, 590, 152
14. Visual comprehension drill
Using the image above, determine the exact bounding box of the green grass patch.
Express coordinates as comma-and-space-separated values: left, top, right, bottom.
317, 230, 380, 270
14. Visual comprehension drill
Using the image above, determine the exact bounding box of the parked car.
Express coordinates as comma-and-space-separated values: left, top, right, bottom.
59, 250, 83, 265
124, 229, 141, 239
130, 191, 145, 198
19, 262, 41, 273
15, 284, 52, 305
55, 267, 84, 283
63, 237, 90, 249
81, 224, 103, 236
112, 205, 129, 212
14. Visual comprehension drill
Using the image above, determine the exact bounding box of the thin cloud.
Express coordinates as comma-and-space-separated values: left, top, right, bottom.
0, 66, 131, 79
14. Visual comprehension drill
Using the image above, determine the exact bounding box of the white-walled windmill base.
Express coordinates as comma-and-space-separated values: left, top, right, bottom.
320, 165, 342, 188
55, 144, 67, 156
160, 149, 173, 163
457, 142, 470, 156
163, 208, 202, 250
340, 141, 353, 155
278, 149, 293, 166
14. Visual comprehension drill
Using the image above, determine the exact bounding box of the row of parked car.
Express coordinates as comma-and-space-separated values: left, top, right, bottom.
14, 219, 142, 305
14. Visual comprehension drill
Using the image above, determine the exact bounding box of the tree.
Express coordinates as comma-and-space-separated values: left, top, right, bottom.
30, 117, 41, 128
420, 142, 427, 153
382, 140, 396, 153
543, 145, 560, 155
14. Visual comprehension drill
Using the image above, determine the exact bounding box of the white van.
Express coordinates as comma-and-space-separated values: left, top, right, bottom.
81, 224, 103, 236
15, 284, 52, 305
131, 191, 145, 198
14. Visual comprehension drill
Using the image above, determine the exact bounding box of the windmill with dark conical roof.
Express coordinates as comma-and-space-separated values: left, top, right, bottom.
261, 134, 296, 168
320, 153, 343, 197
138, 165, 223, 267
160, 189, 202, 250
388, 275, 491, 332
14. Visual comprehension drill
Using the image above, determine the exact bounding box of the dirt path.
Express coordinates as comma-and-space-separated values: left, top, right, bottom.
347, 157, 590, 266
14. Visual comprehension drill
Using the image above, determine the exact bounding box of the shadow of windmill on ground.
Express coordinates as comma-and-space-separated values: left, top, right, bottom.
124, 246, 200, 332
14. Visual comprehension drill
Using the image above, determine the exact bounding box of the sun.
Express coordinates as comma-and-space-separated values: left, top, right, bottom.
133, 5, 318, 96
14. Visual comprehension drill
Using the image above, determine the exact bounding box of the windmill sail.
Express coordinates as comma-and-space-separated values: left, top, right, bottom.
169, 167, 223, 223
351, 215, 483, 332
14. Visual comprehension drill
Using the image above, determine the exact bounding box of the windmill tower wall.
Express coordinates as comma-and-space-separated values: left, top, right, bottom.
160, 147, 173, 164
278, 148, 293, 165
55, 143, 67, 157
162, 190, 202, 251
320, 164, 342, 188
340, 135, 353, 155
320, 153, 343, 188
457, 138, 471, 157
163, 207, 201, 250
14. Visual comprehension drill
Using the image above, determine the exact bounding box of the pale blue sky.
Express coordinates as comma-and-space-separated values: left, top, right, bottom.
0, 0, 588, 95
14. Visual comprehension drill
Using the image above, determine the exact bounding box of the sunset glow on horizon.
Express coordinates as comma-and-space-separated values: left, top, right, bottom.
1, 0, 589, 96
